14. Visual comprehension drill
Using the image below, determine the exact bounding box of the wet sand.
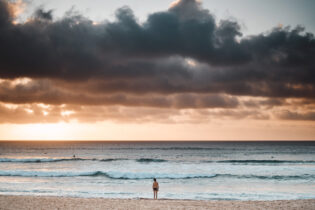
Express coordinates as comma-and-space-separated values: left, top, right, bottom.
0, 195, 314, 210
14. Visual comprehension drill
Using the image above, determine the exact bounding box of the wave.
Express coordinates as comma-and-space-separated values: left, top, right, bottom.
213, 160, 315, 164
0, 170, 215, 179
1, 170, 314, 181
1, 157, 313, 165
99, 158, 128, 162
93, 172, 217, 179
136, 158, 167, 163
0, 170, 94, 177
0, 158, 89, 163
229, 174, 315, 180
0, 157, 167, 163
0, 158, 126, 163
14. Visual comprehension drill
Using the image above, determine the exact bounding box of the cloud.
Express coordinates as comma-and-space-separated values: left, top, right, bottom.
0, 0, 314, 123
0, 0, 313, 98
0, 102, 273, 124
0, 78, 240, 108
33, 8, 53, 21
277, 110, 315, 121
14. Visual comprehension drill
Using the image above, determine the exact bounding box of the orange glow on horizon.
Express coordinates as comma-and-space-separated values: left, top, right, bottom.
0, 119, 314, 141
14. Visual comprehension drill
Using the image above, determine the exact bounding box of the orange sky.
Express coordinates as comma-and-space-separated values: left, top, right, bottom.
1, 120, 315, 140
1, 78, 314, 140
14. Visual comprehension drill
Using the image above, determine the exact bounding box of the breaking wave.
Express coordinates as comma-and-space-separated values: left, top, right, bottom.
1, 170, 314, 181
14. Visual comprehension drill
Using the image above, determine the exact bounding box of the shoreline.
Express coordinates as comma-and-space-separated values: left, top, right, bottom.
0, 195, 314, 210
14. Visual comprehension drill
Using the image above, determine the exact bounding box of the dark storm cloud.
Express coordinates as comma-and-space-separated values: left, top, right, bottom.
0, 0, 314, 101
101, 2, 249, 65
34, 8, 53, 21
0, 1, 10, 25
0, 79, 239, 108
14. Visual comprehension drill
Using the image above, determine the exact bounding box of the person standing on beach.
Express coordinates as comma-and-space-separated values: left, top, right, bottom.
152, 178, 159, 200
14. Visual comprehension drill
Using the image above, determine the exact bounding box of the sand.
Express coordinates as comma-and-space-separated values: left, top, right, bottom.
0, 195, 314, 210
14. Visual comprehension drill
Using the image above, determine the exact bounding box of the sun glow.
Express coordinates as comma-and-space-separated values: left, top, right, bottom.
0, 77, 32, 86
185, 58, 197, 67
7, 0, 26, 25
61, 110, 75, 117
170, 0, 201, 8
16, 123, 73, 140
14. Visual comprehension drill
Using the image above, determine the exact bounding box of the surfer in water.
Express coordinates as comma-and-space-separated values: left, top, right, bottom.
152, 178, 159, 199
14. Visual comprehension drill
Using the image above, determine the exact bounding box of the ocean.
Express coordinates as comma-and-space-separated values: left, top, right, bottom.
0, 141, 314, 200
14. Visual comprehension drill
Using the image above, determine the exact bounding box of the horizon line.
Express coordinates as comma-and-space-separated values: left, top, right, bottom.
0, 140, 314, 142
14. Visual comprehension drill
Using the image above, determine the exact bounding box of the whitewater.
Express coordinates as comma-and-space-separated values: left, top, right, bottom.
0, 141, 314, 200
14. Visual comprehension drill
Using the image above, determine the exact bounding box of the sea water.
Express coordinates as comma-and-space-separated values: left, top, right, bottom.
0, 141, 314, 200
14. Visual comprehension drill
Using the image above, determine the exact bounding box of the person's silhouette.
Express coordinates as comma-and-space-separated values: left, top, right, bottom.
152, 178, 159, 199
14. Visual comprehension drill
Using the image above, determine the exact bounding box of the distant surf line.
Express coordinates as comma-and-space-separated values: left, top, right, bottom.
1, 157, 314, 164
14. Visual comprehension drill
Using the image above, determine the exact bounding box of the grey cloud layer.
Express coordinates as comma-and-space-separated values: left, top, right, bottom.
0, 79, 239, 108
0, 0, 314, 101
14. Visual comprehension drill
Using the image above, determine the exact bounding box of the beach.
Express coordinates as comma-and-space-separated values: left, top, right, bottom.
0, 195, 315, 210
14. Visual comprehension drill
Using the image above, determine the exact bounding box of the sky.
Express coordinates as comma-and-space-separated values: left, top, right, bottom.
0, 0, 314, 140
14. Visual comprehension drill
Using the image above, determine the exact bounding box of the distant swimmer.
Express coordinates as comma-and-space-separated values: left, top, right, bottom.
152, 178, 159, 200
